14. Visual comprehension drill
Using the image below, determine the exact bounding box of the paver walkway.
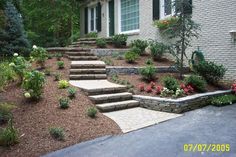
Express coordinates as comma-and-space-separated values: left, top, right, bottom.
43, 104, 236, 157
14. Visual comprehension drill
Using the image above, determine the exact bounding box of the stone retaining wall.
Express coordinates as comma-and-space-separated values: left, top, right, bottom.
106, 66, 189, 75
91, 49, 129, 57
133, 90, 232, 113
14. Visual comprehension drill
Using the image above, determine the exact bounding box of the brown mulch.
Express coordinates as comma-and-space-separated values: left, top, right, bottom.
109, 73, 231, 97
0, 57, 121, 157
103, 54, 175, 67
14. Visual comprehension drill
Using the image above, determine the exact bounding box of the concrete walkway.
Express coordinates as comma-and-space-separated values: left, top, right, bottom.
43, 104, 236, 157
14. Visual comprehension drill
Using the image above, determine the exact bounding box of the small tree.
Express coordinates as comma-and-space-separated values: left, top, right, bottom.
160, 0, 200, 79
0, 1, 30, 57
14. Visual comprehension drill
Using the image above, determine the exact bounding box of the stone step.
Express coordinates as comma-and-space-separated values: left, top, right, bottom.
68, 56, 98, 61
70, 74, 107, 80
71, 61, 106, 69
96, 100, 139, 112
65, 51, 95, 56
66, 48, 91, 52
89, 92, 133, 104
70, 69, 106, 74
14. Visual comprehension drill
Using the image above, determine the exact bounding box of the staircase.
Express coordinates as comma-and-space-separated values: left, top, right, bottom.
68, 38, 139, 112
70, 38, 112, 48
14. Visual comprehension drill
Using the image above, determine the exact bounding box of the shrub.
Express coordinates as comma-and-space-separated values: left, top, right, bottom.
112, 52, 124, 60
194, 61, 227, 84
145, 58, 153, 65
174, 88, 185, 98
22, 70, 45, 100
180, 83, 194, 95
211, 94, 236, 107
87, 107, 97, 118
68, 87, 77, 99
44, 68, 51, 76
96, 38, 106, 48
59, 98, 70, 109
112, 34, 128, 48
0, 119, 19, 147
131, 46, 142, 55
30, 46, 48, 68
131, 39, 148, 55
145, 85, 153, 93
160, 87, 174, 97
124, 51, 138, 63
49, 127, 65, 141
0, 61, 16, 91
162, 76, 179, 92
10, 54, 30, 83
139, 65, 157, 81
85, 32, 98, 38
149, 41, 169, 60
0, 103, 15, 125
54, 53, 63, 61
58, 80, 69, 89
57, 61, 64, 69
101, 57, 114, 66
138, 84, 145, 92
155, 85, 163, 95
54, 72, 61, 81
184, 75, 207, 92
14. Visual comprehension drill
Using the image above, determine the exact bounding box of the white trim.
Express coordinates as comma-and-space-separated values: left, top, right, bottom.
88, 6, 97, 33
160, 0, 175, 20
118, 0, 140, 34
106, 2, 109, 37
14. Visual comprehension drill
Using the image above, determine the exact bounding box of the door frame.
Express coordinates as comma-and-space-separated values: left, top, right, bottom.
107, 0, 115, 37
88, 6, 97, 33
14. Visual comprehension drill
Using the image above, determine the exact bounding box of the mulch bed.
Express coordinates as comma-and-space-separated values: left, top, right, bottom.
109, 73, 231, 97
102, 55, 174, 67
0, 57, 121, 157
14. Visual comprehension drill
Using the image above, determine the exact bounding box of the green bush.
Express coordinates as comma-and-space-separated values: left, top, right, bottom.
30, 46, 48, 68
131, 46, 142, 55
131, 39, 148, 55
59, 98, 70, 109
211, 94, 236, 107
184, 75, 207, 92
85, 32, 98, 38
112, 34, 128, 48
22, 70, 45, 100
139, 65, 157, 81
87, 107, 97, 118
124, 51, 138, 63
10, 54, 30, 83
57, 61, 64, 69
194, 61, 227, 84
54, 72, 61, 81
58, 80, 69, 89
0, 119, 19, 147
49, 127, 65, 141
96, 38, 106, 48
0, 103, 15, 125
67, 87, 77, 99
44, 68, 51, 76
162, 76, 179, 92
149, 41, 169, 60
54, 53, 63, 61
0, 61, 16, 91
145, 58, 154, 65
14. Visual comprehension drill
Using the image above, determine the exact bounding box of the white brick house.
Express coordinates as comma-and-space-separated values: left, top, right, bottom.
80, 0, 236, 80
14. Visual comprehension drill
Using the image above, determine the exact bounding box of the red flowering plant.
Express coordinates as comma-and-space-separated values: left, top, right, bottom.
155, 85, 163, 95
180, 83, 194, 95
138, 84, 145, 92
150, 81, 156, 89
232, 82, 236, 94
145, 85, 153, 93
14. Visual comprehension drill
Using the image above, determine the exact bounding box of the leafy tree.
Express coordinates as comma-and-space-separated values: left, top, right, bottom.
0, 1, 30, 57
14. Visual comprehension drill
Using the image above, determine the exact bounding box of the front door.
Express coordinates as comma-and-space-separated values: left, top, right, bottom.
89, 6, 97, 32
108, 0, 115, 36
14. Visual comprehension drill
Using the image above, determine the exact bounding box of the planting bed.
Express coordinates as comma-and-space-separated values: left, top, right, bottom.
0, 57, 121, 157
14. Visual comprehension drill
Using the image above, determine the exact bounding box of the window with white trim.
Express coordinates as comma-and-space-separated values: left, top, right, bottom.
88, 6, 97, 32
120, 0, 139, 33
160, 0, 174, 19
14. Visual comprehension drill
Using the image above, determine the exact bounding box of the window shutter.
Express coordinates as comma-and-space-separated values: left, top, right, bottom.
184, 0, 192, 14
84, 7, 88, 34
96, 2, 102, 32
153, 0, 160, 20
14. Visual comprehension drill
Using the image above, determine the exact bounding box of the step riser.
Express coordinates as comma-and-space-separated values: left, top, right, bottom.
71, 65, 106, 69
66, 53, 94, 56
96, 102, 139, 112
70, 75, 107, 80
91, 96, 133, 104
70, 70, 106, 74
68, 57, 98, 61
85, 88, 127, 96
67, 49, 90, 52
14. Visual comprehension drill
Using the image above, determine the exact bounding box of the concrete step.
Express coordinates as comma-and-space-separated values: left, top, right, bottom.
89, 92, 133, 104
71, 61, 106, 69
96, 100, 139, 112
86, 86, 127, 96
68, 56, 98, 61
70, 69, 106, 74
70, 74, 107, 80
65, 51, 95, 56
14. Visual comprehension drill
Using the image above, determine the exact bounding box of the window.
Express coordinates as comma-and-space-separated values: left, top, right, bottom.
160, 0, 174, 19
88, 6, 97, 32
120, 0, 139, 33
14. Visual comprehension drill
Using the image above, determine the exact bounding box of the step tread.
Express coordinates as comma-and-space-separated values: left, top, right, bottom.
66, 52, 94, 56
70, 69, 106, 74
96, 100, 139, 111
